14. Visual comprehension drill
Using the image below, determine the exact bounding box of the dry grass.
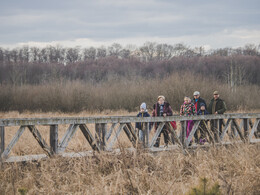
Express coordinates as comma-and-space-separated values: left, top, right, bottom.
0, 145, 259, 194
0, 111, 260, 194
1, 73, 260, 113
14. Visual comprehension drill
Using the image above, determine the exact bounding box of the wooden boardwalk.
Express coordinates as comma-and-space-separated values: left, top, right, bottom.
0, 113, 259, 162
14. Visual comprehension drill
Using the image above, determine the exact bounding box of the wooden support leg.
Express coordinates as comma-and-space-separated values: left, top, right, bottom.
1, 126, 26, 159
186, 121, 200, 147
232, 119, 245, 142
248, 119, 260, 141
180, 121, 187, 147
50, 125, 58, 155
243, 118, 249, 139
59, 124, 79, 153
149, 122, 165, 148
106, 123, 116, 141
143, 123, 149, 148
123, 125, 136, 147
79, 124, 100, 151
101, 123, 107, 150
28, 125, 52, 156
107, 123, 126, 150
0, 126, 4, 159
166, 122, 183, 148
220, 119, 231, 141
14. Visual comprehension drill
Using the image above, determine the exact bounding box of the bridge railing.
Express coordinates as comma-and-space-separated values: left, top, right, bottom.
0, 113, 259, 162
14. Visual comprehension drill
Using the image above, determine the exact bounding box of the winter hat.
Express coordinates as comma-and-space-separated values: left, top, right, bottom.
157, 95, 165, 101
140, 102, 147, 110
193, 91, 200, 96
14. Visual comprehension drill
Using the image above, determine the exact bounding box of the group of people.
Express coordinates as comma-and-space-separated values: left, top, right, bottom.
135, 91, 227, 147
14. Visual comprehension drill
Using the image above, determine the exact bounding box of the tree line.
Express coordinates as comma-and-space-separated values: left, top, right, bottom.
0, 42, 259, 87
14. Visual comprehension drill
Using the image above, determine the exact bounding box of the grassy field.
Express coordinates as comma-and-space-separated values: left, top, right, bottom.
0, 111, 260, 194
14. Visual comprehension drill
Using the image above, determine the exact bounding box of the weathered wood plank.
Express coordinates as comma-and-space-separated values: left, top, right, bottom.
248, 119, 260, 141
243, 118, 249, 138
166, 122, 183, 148
50, 125, 58, 154
1, 126, 26, 159
126, 123, 137, 139
220, 119, 232, 141
149, 122, 165, 148
232, 119, 245, 142
95, 123, 102, 149
144, 122, 149, 147
0, 126, 4, 157
27, 125, 52, 156
59, 124, 79, 153
202, 121, 215, 145
1, 113, 260, 126
3, 139, 260, 163
105, 123, 117, 141
123, 125, 136, 147
106, 123, 126, 150
180, 121, 187, 146
79, 124, 100, 151
186, 121, 200, 147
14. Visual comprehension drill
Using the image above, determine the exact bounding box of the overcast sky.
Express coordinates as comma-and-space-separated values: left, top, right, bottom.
0, 0, 260, 49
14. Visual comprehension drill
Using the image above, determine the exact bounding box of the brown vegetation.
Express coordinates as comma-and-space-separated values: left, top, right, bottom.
0, 73, 259, 113
0, 144, 259, 194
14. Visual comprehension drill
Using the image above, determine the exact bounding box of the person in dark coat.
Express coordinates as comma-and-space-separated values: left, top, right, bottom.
208, 91, 227, 141
196, 103, 209, 144
152, 95, 173, 147
135, 102, 151, 142
192, 91, 207, 112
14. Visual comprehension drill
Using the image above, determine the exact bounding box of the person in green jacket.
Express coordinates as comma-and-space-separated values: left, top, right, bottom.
208, 91, 227, 142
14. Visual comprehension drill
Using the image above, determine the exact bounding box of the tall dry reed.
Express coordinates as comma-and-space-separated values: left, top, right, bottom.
0, 73, 259, 113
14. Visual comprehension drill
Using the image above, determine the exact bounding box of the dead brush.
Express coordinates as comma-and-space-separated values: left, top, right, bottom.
1, 144, 259, 194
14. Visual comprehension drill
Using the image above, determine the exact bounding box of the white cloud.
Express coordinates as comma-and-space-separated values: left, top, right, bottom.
2, 29, 259, 50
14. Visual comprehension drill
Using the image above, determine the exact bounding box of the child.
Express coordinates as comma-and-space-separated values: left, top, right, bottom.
196, 103, 209, 144
135, 103, 151, 142
180, 96, 196, 140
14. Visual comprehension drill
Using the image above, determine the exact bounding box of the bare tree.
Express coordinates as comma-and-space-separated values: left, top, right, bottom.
83, 47, 96, 60
139, 42, 157, 61
108, 43, 122, 57
66, 47, 81, 63
96, 46, 107, 58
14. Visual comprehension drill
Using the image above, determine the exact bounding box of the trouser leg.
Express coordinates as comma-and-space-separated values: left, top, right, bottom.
162, 128, 169, 146
219, 119, 223, 136
211, 119, 218, 142
139, 129, 144, 142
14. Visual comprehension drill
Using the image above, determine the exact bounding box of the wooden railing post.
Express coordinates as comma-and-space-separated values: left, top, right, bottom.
0, 126, 4, 158
50, 125, 58, 155
143, 122, 149, 148
243, 118, 249, 139
95, 123, 106, 150
101, 123, 107, 149
181, 121, 186, 147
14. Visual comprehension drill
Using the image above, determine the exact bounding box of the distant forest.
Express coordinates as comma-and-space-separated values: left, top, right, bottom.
0, 42, 260, 88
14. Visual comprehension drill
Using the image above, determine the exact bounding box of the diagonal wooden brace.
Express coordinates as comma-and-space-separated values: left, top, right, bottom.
185, 120, 200, 147
149, 122, 165, 148
1, 126, 26, 159
59, 124, 79, 153
27, 125, 52, 156
79, 124, 100, 151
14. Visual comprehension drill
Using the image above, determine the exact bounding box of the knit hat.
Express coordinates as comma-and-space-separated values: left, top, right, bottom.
157, 95, 165, 101
193, 91, 200, 96
140, 102, 147, 110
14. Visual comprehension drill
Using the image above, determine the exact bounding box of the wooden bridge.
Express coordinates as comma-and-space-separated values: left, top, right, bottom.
0, 113, 259, 162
